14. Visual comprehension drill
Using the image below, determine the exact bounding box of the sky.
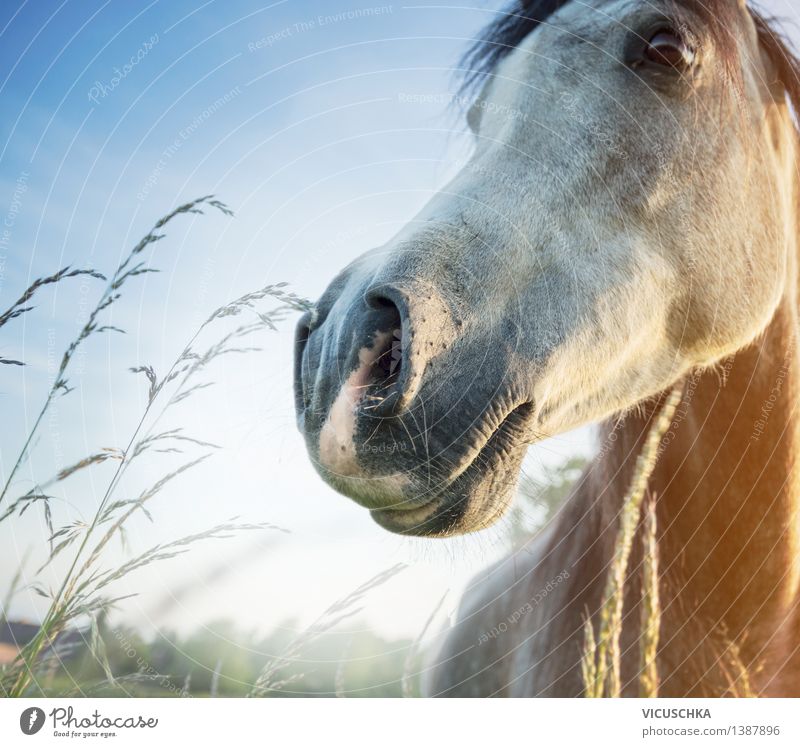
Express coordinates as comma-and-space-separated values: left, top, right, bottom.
1, 0, 798, 646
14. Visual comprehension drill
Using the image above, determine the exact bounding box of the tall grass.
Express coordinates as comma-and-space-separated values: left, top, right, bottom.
582, 386, 682, 698
0, 196, 308, 697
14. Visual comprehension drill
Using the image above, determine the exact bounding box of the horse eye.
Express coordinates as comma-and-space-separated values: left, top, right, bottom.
644, 30, 695, 69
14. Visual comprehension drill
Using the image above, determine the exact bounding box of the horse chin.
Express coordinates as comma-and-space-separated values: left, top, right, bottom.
370, 403, 534, 537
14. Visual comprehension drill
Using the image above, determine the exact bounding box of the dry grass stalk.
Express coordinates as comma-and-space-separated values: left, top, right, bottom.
581, 612, 598, 691
722, 637, 757, 697
249, 564, 406, 696
402, 592, 448, 698
583, 385, 682, 698
0, 196, 228, 510
639, 497, 660, 697
1, 196, 303, 697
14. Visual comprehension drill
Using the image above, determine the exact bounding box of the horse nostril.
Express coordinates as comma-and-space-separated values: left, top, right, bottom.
362, 294, 410, 415
369, 297, 403, 384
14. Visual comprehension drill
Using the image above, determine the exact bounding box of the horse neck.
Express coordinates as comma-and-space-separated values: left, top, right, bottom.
595, 295, 800, 694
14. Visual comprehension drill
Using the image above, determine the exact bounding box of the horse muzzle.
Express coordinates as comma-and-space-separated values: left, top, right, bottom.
293, 268, 535, 536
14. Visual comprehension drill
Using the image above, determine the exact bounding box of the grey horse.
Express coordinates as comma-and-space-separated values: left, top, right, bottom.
295, 0, 800, 696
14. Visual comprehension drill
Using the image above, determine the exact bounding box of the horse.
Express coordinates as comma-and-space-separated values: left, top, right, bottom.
293, 0, 800, 696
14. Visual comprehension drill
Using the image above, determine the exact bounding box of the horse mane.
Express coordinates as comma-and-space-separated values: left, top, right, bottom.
461, 0, 800, 131
753, 12, 800, 124
459, 0, 565, 92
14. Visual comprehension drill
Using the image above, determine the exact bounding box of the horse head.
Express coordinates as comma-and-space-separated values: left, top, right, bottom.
294, 0, 800, 537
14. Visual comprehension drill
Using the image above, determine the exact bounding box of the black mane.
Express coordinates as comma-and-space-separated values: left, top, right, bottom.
460, 0, 569, 91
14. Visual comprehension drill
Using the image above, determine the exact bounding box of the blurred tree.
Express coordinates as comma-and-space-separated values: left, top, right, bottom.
509, 456, 589, 546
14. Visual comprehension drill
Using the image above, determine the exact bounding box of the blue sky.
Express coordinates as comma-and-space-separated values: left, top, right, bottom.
1, 0, 798, 642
